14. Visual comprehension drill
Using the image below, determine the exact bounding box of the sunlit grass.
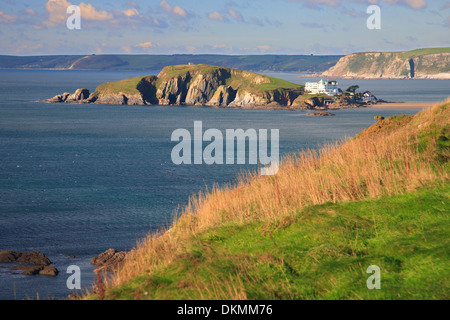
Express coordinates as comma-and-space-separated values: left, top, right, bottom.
86, 100, 449, 300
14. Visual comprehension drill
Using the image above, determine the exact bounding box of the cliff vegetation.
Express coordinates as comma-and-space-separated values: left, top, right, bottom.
84, 100, 449, 300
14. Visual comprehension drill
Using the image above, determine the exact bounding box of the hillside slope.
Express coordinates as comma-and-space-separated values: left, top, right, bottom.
84, 100, 449, 300
0, 54, 341, 73
322, 48, 450, 79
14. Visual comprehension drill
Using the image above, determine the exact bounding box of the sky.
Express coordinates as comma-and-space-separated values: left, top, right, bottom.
0, 0, 449, 56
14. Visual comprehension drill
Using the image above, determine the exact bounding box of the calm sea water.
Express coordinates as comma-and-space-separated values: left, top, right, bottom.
0, 69, 447, 300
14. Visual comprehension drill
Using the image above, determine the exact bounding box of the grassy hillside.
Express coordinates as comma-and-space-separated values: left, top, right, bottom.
397, 47, 450, 59
157, 64, 302, 92
93, 64, 303, 98
103, 184, 449, 300
0, 55, 82, 69
86, 100, 449, 300
0, 54, 341, 72
95, 76, 149, 95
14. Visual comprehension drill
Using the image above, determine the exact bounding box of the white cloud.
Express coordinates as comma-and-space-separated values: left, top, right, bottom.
79, 3, 113, 20
42, 0, 166, 30
173, 6, 187, 18
0, 11, 17, 23
160, 0, 189, 18
370, 0, 427, 9
228, 9, 244, 22
135, 41, 154, 49
287, 0, 427, 9
14, 43, 43, 54
24, 9, 36, 15
257, 45, 271, 52
44, 0, 113, 27
208, 11, 227, 22
213, 44, 233, 52
121, 45, 132, 53
186, 45, 196, 52
122, 8, 139, 17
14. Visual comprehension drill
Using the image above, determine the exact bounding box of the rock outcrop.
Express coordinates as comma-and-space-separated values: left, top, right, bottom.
0, 250, 52, 265
9, 265, 59, 276
322, 49, 450, 79
305, 112, 336, 117
0, 250, 59, 276
91, 248, 127, 271
49, 88, 90, 103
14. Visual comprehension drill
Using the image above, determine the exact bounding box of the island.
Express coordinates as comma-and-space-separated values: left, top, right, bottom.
46, 64, 379, 110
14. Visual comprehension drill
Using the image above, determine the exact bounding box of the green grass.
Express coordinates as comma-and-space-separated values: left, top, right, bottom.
95, 76, 150, 95
103, 182, 450, 300
158, 64, 302, 92
257, 75, 302, 91
98, 64, 303, 98
398, 47, 450, 59
158, 64, 221, 79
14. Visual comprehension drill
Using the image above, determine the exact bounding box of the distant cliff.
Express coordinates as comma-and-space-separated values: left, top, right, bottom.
47, 64, 326, 109
322, 48, 450, 79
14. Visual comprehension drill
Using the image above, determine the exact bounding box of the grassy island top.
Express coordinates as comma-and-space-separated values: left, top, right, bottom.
95, 64, 303, 96
95, 75, 156, 95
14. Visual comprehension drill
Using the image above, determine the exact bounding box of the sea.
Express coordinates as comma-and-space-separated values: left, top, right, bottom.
0, 69, 448, 300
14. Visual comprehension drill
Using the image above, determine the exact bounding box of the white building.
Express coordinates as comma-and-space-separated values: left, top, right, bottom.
305, 79, 339, 96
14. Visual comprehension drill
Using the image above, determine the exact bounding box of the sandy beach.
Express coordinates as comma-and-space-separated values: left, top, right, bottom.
371, 102, 438, 109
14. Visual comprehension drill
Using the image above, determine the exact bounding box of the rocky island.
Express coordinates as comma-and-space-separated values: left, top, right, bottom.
46, 64, 363, 110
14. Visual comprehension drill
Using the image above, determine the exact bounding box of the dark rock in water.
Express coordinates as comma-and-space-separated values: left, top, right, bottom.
0, 250, 51, 265
0, 250, 58, 276
9, 265, 59, 276
48, 92, 70, 103
91, 248, 127, 271
39, 266, 59, 276
305, 112, 336, 117
10, 265, 42, 275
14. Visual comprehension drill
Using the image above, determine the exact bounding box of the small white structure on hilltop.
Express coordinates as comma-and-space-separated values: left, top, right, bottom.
305, 79, 339, 96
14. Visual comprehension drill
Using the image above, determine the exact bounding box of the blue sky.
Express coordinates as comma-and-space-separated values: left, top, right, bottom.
0, 0, 449, 55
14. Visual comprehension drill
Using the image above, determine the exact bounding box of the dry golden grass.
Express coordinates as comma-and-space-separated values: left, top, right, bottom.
102, 100, 449, 293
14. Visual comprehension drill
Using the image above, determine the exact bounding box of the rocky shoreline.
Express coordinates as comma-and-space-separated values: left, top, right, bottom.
44, 87, 368, 111
0, 248, 126, 277
0, 250, 58, 276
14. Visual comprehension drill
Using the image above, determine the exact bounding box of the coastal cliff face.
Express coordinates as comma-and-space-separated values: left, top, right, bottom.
322, 48, 450, 79
47, 64, 308, 109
